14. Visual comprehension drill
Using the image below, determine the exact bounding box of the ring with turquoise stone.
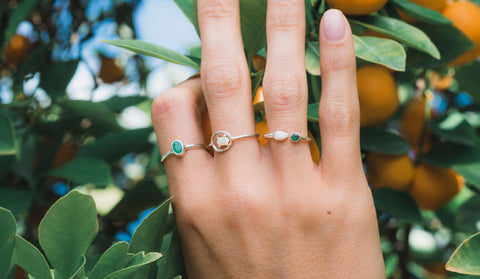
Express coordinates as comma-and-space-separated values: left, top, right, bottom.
161, 140, 209, 163
263, 131, 312, 143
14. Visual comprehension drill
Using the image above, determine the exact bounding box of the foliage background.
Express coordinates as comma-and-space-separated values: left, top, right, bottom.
1, 0, 480, 278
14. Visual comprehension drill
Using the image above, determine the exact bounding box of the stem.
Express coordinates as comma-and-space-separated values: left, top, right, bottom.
399, 224, 411, 279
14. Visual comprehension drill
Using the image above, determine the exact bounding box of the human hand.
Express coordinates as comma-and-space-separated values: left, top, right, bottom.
152, 1, 385, 278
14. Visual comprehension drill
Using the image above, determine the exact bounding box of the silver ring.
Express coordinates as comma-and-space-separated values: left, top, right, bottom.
263, 131, 312, 143
161, 140, 209, 163
209, 131, 259, 152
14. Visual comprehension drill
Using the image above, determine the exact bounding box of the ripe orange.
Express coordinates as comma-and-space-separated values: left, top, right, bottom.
408, 164, 464, 210
325, 0, 388, 15
398, 0, 447, 23
255, 119, 320, 164
98, 56, 124, 84
429, 71, 454, 91
253, 86, 264, 106
400, 96, 426, 144
357, 65, 399, 127
442, 1, 480, 66
4, 34, 30, 68
366, 152, 415, 191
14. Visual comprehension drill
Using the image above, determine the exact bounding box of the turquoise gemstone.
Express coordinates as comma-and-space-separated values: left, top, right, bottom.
172, 140, 184, 155
291, 133, 300, 142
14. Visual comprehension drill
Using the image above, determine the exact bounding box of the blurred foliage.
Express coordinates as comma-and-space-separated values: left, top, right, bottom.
1, 0, 480, 278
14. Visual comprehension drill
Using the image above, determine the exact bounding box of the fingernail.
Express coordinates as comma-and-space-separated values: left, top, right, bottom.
322, 9, 346, 43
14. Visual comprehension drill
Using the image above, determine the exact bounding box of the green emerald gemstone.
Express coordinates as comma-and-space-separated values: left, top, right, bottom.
291, 133, 300, 142
172, 140, 184, 155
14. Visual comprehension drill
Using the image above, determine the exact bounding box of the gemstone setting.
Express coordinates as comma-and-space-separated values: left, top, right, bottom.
273, 131, 289, 141
211, 131, 234, 152
172, 140, 184, 156
291, 133, 301, 142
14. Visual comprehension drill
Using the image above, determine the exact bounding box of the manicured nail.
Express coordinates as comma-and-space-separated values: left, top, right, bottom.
323, 9, 346, 43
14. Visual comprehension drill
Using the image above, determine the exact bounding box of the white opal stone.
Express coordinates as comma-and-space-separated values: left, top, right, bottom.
216, 135, 230, 147
273, 131, 289, 141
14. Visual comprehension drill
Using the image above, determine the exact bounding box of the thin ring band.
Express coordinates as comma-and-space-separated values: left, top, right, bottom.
161, 140, 209, 163
263, 131, 312, 143
210, 131, 259, 152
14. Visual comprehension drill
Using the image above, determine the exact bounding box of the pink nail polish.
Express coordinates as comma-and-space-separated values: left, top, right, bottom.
323, 9, 346, 43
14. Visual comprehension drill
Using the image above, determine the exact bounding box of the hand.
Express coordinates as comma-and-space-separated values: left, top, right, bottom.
151, 2, 385, 278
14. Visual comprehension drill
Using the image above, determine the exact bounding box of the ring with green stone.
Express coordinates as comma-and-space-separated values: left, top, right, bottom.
161, 140, 209, 163
263, 131, 312, 143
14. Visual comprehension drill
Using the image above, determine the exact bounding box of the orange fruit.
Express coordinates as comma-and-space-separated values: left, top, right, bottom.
442, 1, 480, 66
253, 86, 264, 106
325, 0, 388, 15
429, 71, 454, 91
400, 96, 426, 144
398, 0, 447, 23
4, 34, 30, 68
255, 119, 320, 164
408, 164, 464, 210
251, 55, 266, 72
357, 65, 399, 127
366, 152, 415, 191
98, 56, 124, 84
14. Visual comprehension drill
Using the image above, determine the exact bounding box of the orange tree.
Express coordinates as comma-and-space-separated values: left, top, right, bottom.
1, 0, 480, 278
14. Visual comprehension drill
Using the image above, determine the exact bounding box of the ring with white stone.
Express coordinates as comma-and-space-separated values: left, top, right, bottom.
263, 131, 312, 143
209, 131, 259, 153
161, 140, 209, 163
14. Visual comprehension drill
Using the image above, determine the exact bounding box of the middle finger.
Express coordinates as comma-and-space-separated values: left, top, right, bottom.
198, 0, 257, 158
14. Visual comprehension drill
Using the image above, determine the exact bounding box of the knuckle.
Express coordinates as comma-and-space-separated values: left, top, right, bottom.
222, 191, 265, 225
173, 193, 210, 231
320, 100, 359, 136
203, 57, 246, 100
322, 48, 355, 73
198, 0, 235, 22
263, 73, 305, 110
268, 0, 303, 32
151, 89, 193, 122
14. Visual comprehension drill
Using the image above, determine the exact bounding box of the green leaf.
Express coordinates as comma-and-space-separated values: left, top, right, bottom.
173, 0, 195, 24
455, 163, 480, 192
39, 61, 79, 100
104, 252, 162, 279
361, 127, 411, 155
390, 0, 451, 25
0, 208, 16, 279
77, 128, 153, 162
350, 15, 440, 59
89, 242, 134, 279
407, 24, 475, 69
100, 96, 148, 113
307, 102, 319, 122
0, 188, 33, 215
13, 235, 52, 279
3, 0, 39, 46
59, 100, 122, 134
70, 256, 87, 279
240, 0, 268, 61
429, 112, 476, 147
157, 230, 185, 279
129, 199, 171, 254
0, 110, 17, 155
104, 40, 200, 70
49, 157, 113, 186
455, 196, 480, 233
423, 142, 480, 167
446, 232, 480, 275
305, 42, 321, 76
373, 188, 422, 224
455, 62, 480, 102
0, 155, 14, 181
353, 35, 406, 71
38, 191, 98, 279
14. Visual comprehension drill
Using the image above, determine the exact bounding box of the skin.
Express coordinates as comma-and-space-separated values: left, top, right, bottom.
151, 1, 386, 278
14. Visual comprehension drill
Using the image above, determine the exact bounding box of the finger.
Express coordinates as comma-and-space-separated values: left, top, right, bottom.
151, 77, 211, 192
198, 0, 256, 152
318, 9, 363, 181
263, 0, 309, 161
